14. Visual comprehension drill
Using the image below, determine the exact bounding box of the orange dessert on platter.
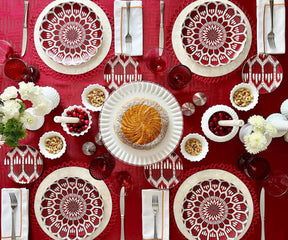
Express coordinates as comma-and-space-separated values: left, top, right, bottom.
115, 98, 169, 149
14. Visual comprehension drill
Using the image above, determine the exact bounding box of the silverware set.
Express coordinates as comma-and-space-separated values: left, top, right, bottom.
9, 192, 18, 240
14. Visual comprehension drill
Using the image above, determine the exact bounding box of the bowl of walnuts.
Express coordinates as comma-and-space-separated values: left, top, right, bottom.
39, 131, 66, 159
81, 84, 109, 112
180, 133, 209, 162
230, 83, 259, 111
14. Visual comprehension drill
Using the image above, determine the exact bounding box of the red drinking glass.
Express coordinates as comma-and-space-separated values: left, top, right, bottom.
89, 153, 115, 180
0, 40, 19, 65
4, 58, 40, 82
109, 170, 133, 196
244, 156, 270, 181
144, 48, 170, 73
168, 64, 192, 90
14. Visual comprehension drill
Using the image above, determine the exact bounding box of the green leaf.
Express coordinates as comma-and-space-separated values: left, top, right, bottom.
0, 123, 4, 135
3, 118, 27, 147
19, 101, 26, 114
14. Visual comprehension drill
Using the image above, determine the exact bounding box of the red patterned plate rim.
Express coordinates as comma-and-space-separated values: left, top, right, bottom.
4, 145, 43, 184
34, 167, 112, 240
173, 169, 254, 240
172, 0, 252, 77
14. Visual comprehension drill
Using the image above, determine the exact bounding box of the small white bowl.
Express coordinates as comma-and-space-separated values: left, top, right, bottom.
39, 131, 66, 159
61, 105, 92, 137
180, 133, 209, 162
201, 104, 240, 142
81, 84, 109, 112
230, 83, 259, 111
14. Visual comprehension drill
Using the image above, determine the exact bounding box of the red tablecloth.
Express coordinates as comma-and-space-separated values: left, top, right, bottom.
1, 0, 288, 239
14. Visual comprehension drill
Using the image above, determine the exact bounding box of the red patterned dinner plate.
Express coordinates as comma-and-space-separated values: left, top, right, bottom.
144, 152, 183, 189
174, 169, 254, 240
242, 54, 283, 94
181, 1, 247, 67
39, 1, 103, 66
4, 145, 43, 184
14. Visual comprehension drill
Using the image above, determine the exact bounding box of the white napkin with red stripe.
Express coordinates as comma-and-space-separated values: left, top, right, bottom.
257, 0, 286, 54
1, 188, 29, 240
142, 189, 169, 240
114, 0, 143, 56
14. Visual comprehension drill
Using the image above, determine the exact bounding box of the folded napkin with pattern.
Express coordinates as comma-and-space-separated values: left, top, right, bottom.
257, 0, 286, 54
1, 188, 29, 240
114, 0, 143, 56
142, 189, 169, 240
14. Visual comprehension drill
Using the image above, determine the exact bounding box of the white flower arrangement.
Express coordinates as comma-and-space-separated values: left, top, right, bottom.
0, 82, 53, 147
243, 115, 277, 154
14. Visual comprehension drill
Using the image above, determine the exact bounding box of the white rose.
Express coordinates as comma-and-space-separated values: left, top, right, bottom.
0, 86, 18, 100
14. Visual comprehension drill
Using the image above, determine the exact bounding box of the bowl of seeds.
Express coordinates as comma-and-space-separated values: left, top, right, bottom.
230, 83, 259, 111
81, 84, 109, 112
39, 131, 66, 159
180, 133, 209, 162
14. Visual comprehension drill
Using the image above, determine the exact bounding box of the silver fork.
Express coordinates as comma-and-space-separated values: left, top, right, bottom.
152, 195, 159, 240
125, 1, 132, 55
267, 0, 276, 48
9, 192, 18, 240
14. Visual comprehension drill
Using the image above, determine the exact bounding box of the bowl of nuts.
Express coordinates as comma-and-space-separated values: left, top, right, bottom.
201, 104, 241, 142
230, 83, 259, 111
81, 84, 109, 112
39, 131, 66, 159
180, 133, 209, 162
61, 105, 92, 136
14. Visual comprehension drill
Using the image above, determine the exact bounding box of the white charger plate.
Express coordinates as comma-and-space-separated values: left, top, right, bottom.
99, 81, 183, 166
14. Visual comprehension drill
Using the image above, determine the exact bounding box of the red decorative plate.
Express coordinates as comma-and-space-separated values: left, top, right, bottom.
174, 169, 254, 240
144, 152, 183, 189
4, 145, 43, 184
242, 54, 283, 94
181, 1, 247, 67
104, 55, 142, 90
39, 1, 103, 66
39, 176, 104, 240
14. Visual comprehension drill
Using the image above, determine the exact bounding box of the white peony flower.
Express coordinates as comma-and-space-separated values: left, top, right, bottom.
18, 82, 37, 100
20, 110, 36, 129
244, 131, 268, 154
0, 100, 21, 123
248, 115, 266, 130
31, 97, 53, 116
0, 86, 18, 100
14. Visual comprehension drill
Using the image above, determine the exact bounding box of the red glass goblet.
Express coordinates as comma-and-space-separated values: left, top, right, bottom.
144, 48, 170, 73
109, 170, 133, 196
0, 40, 19, 65
264, 170, 288, 197
89, 153, 116, 180
244, 156, 271, 181
4, 58, 40, 82
168, 64, 192, 90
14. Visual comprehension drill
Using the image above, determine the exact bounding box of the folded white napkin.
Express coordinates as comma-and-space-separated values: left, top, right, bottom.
257, 0, 286, 54
142, 189, 169, 240
1, 188, 29, 240
114, 0, 143, 56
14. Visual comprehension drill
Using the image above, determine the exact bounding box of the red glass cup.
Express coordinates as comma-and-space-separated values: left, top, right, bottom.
244, 156, 271, 181
109, 170, 133, 196
264, 170, 288, 197
168, 64, 192, 90
0, 40, 19, 65
4, 58, 40, 82
89, 153, 115, 180
144, 48, 171, 73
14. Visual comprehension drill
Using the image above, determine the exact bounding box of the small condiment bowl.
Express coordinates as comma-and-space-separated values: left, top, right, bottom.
81, 84, 109, 112
39, 131, 66, 159
230, 83, 259, 111
61, 105, 92, 137
180, 133, 209, 162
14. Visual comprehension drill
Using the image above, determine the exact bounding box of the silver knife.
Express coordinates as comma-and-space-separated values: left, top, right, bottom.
159, 1, 165, 56
21, 1, 29, 57
120, 186, 125, 240
260, 187, 265, 240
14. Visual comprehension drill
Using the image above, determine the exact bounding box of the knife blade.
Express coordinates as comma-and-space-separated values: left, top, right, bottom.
260, 187, 265, 240
21, 1, 29, 57
120, 186, 125, 240
159, 1, 165, 56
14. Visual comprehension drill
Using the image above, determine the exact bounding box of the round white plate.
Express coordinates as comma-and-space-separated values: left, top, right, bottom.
34, 167, 112, 240
172, 0, 252, 77
99, 81, 183, 166
34, 0, 112, 75
174, 169, 254, 240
